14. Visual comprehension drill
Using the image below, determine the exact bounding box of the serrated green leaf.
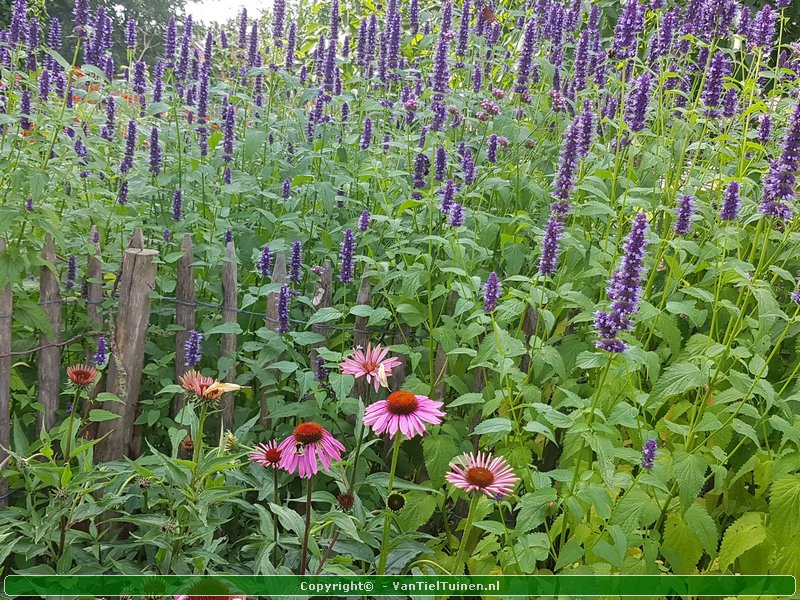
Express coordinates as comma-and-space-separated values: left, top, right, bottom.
718, 512, 767, 572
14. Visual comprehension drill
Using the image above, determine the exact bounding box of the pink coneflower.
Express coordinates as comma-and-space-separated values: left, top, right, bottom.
178, 370, 244, 402
446, 452, 520, 499
278, 422, 345, 478
66, 364, 97, 387
363, 390, 445, 439
249, 440, 282, 469
339, 343, 401, 392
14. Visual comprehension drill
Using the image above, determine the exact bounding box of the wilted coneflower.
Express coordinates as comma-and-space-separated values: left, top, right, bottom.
67, 364, 97, 387
360, 117, 372, 149
277, 284, 291, 333
641, 439, 658, 469
449, 202, 465, 227
594, 212, 649, 352
720, 181, 740, 221
364, 390, 445, 439
625, 72, 653, 132
446, 452, 520, 499
178, 370, 243, 403
185, 330, 203, 368
66, 255, 77, 289
483, 272, 501, 313
258, 245, 271, 277
674, 194, 695, 235
358, 210, 371, 231
94, 335, 108, 367
278, 422, 345, 477
250, 440, 282, 469
538, 215, 564, 276
339, 228, 355, 283
289, 240, 303, 284
172, 189, 183, 221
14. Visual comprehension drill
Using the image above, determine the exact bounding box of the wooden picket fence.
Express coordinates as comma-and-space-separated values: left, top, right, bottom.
0, 228, 538, 507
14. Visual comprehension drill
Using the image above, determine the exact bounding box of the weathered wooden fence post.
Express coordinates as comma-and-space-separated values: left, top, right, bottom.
220, 239, 238, 430
82, 227, 104, 440
519, 305, 538, 374
174, 233, 195, 417
310, 260, 332, 375
95, 242, 158, 463
262, 252, 287, 427
0, 240, 12, 507
389, 324, 409, 390
353, 273, 372, 401
36, 234, 61, 435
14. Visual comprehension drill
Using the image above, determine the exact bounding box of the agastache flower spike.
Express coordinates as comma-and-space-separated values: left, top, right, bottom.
258, 246, 271, 277
483, 272, 501, 313
625, 72, 653, 132
273, 0, 286, 44
172, 189, 183, 221
277, 284, 291, 333
120, 120, 137, 174
339, 228, 355, 283
673, 194, 695, 235
701, 51, 731, 115
358, 210, 371, 231
222, 103, 236, 162
66, 256, 77, 289
720, 181, 740, 221
440, 179, 456, 214
641, 439, 658, 469
149, 128, 162, 175
449, 202, 465, 227
538, 215, 564, 276
185, 330, 202, 368
361, 117, 372, 149
289, 241, 303, 284
94, 335, 109, 367
126, 19, 137, 50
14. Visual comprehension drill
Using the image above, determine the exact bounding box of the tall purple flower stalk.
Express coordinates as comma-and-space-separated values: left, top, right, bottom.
258, 246, 271, 277
594, 213, 650, 352
172, 189, 183, 221
551, 115, 582, 212
339, 228, 355, 283
359, 210, 371, 231
432, 31, 451, 100
625, 72, 653, 132
701, 51, 731, 115
641, 439, 658, 469
720, 181, 740, 221
118, 180, 129, 205
222, 103, 236, 162
289, 240, 303, 284
286, 22, 296, 68
164, 17, 177, 64
361, 117, 372, 149
273, 0, 286, 44
538, 215, 564, 276
126, 19, 137, 50
440, 179, 456, 214
673, 194, 695, 235
483, 272, 501, 313
120, 120, 137, 174
449, 202, 465, 227
435, 146, 447, 181
487, 134, 498, 163
277, 285, 291, 333
149, 127, 162, 175
94, 335, 109, 367
185, 330, 203, 368
66, 256, 77, 289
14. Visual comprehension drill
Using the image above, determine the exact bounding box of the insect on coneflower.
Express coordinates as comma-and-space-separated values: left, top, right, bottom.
277, 421, 345, 478
363, 390, 445, 439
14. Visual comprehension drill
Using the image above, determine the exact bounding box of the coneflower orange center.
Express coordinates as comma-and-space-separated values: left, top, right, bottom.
265, 448, 282, 463
465, 466, 495, 488
386, 391, 418, 415
293, 422, 324, 444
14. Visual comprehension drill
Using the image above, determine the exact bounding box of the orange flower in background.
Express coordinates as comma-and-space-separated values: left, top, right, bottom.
67, 364, 98, 387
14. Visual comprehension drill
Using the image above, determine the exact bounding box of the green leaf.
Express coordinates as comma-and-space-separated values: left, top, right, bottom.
473, 417, 513, 436
593, 525, 627, 567
516, 488, 557, 532
205, 322, 243, 336
769, 475, 800, 578
422, 435, 458, 486
307, 307, 343, 326
269, 503, 306, 535
662, 511, 704, 573
718, 512, 767, 572
684, 502, 718, 557
395, 490, 437, 532
609, 488, 660, 532
672, 449, 708, 507
88, 409, 121, 422
648, 363, 706, 406
448, 392, 484, 407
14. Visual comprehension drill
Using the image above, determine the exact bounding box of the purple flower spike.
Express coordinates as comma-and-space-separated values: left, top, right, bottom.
277, 284, 291, 333
289, 240, 303, 285
149, 128, 162, 175
126, 19, 137, 50
358, 210, 371, 231
258, 246, 271, 277
172, 189, 183, 221
539, 215, 564, 276
339, 228, 355, 283
94, 335, 109, 366
720, 181, 740, 221
641, 439, 658, 469
449, 202, 465, 227
483, 272, 501, 313
673, 194, 695, 235
625, 72, 653, 132
66, 255, 77, 289
185, 329, 203, 368
361, 117, 372, 149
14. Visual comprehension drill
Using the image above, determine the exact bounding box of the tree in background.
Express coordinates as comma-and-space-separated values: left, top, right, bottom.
0, 0, 187, 65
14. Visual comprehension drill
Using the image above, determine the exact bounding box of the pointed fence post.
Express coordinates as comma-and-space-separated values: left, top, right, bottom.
310, 260, 332, 375
95, 244, 158, 463
36, 234, 61, 436
262, 252, 287, 427
174, 234, 196, 417
220, 239, 238, 430
0, 239, 12, 507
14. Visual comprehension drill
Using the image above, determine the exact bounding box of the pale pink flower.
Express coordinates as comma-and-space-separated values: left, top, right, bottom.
249, 440, 282, 469
277, 422, 345, 478
339, 343, 401, 392
446, 452, 520, 499
363, 390, 445, 439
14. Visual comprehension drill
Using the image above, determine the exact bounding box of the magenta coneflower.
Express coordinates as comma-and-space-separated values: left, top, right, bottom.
446, 451, 520, 499
339, 343, 401, 392
363, 390, 445, 439
249, 440, 282, 469
278, 422, 345, 478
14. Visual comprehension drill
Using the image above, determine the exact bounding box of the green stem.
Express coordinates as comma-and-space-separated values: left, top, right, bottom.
452, 494, 480, 575
272, 466, 279, 566
63, 388, 81, 462
300, 476, 314, 575
376, 435, 403, 575
191, 402, 208, 487
349, 385, 371, 491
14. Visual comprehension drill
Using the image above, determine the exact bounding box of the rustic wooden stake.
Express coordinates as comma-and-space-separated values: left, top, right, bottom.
95, 247, 158, 463
353, 273, 372, 400
262, 252, 287, 427
310, 260, 332, 375
174, 233, 195, 417
0, 240, 12, 507
520, 305, 538, 374
36, 234, 61, 436
389, 324, 410, 390
82, 228, 104, 440
220, 240, 238, 430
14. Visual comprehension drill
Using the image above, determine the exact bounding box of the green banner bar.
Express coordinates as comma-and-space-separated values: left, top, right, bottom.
3, 574, 796, 597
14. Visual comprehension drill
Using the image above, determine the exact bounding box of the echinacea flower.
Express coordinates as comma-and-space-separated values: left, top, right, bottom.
363, 390, 445, 439
249, 440, 282, 469
178, 370, 243, 402
277, 421, 345, 478
339, 343, 401, 392
445, 451, 520, 499
67, 364, 97, 387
